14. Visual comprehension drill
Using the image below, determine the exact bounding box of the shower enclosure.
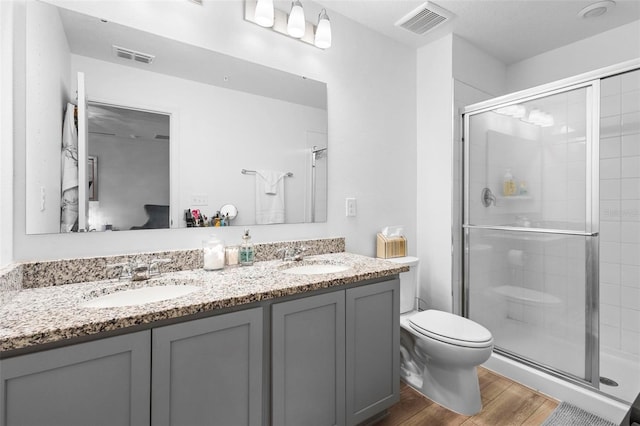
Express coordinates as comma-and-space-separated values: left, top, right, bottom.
461, 63, 640, 403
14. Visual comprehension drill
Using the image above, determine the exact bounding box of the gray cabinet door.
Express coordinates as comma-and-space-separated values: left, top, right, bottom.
152, 308, 263, 426
272, 291, 346, 426
0, 331, 151, 426
345, 279, 400, 425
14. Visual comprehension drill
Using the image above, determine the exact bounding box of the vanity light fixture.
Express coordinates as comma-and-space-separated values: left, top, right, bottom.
254, 0, 274, 27
314, 9, 331, 49
287, 1, 306, 38
244, 0, 332, 49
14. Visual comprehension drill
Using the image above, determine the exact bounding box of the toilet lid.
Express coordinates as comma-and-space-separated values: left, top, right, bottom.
409, 310, 493, 348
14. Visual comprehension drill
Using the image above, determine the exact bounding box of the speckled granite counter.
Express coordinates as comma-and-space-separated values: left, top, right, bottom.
0, 253, 407, 353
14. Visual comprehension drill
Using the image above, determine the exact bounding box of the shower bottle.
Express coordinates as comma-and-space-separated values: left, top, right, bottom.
503, 169, 516, 196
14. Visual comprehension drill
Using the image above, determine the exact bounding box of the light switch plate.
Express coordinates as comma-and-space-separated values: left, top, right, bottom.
346, 198, 357, 217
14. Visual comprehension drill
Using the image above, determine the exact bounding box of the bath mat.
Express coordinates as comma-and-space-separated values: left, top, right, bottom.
542, 401, 617, 426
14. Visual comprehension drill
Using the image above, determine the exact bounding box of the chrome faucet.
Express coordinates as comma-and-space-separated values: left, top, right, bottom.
278, 246, 307, 262
108, 258, 172, 281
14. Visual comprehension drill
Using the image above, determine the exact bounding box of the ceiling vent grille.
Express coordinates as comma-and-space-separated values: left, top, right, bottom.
112, 45, 155, 65
395, 2, 453, 35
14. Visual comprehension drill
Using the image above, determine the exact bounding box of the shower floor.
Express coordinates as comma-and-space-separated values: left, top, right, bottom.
600, 349, 640, 402
491, 318, 640, 403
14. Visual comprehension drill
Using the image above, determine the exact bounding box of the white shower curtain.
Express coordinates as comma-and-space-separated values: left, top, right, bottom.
60, 102, 78, 232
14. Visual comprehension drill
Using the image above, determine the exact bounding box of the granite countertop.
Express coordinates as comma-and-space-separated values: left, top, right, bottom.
0, 253, 407, 353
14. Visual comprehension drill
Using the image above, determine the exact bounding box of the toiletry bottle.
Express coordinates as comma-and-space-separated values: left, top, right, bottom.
503, 169, 516, 196
519, 180, 528, 195
239, 229, 255, 266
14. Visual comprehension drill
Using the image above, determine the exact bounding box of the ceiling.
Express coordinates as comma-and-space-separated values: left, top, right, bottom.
318, 0, 640, 64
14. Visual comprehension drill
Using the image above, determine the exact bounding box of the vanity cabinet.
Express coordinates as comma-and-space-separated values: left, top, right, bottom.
271, 277, 400, 426
151, 308, 263, 426
0, 331, 151, 426
272, 291, 346, 426
0, 277, 399, 426
346, 279, 400, 425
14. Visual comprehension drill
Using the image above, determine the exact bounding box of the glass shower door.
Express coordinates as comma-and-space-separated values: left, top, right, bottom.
463, 82, 599, 385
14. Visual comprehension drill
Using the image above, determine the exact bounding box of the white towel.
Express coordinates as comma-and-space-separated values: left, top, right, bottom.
256, 170, 286, 194
255, 170, 287, 224
60, 102, 79, 232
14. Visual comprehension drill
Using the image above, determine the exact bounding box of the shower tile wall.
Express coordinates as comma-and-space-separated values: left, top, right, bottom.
599, 70, 640, 359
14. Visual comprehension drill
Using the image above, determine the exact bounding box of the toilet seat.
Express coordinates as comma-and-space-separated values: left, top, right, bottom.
409, 310, 493, 349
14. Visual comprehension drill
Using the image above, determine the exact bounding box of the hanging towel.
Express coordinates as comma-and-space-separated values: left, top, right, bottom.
255, 170, 287, 224
256, 169, 286, 195
60, 102, 79, 233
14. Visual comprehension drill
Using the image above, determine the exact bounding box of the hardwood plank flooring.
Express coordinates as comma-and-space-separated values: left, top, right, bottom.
376, 367, 558, 426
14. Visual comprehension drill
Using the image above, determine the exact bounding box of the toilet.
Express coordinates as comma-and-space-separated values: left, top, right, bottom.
388, 256, 494, 416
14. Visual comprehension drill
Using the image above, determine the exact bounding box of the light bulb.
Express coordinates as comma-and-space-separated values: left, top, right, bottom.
314, 9, 331, 48
287, 0, 306, 38
254, 0, 274, 27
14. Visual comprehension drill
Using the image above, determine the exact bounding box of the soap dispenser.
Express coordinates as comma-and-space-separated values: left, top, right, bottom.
239, 229, 255, 266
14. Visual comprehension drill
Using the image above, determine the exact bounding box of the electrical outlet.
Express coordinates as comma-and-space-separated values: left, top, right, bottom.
345, 197, 357, 217
190, 194, 209, 206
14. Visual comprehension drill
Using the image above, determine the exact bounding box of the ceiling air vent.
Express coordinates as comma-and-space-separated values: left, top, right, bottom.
112, 45, 155, 65
395, 2, 453, 35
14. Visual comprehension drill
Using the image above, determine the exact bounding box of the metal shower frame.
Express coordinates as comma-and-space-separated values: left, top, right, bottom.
458, 59, 640, 393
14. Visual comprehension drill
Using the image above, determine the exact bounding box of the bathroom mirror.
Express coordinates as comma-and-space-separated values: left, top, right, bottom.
24, 1, 328, 234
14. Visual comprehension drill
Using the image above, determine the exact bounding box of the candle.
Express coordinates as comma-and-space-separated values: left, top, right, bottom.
225, 246, 239, 266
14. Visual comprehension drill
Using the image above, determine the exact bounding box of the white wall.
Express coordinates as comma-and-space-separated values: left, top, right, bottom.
416, 34, 454, 311
0, 1, 16, 268
11, 0, 416, 261
453, 36, 507, 98
507, 20, 640, 93
24, 0, 71, 234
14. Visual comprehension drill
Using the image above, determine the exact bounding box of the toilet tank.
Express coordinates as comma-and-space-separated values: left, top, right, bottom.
387, 256, 419, 313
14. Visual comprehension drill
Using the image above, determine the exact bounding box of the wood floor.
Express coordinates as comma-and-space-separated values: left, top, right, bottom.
376, 367, 559, 426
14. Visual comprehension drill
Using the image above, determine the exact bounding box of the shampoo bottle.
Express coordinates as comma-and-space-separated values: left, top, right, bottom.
503, 169, 516, 196
239, 229, 255, 266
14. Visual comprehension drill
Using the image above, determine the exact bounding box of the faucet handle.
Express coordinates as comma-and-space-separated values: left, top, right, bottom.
277, 247, 291, 261
149, 258, 172, 276
106, 262, 132, 280
292, 245, 307, 261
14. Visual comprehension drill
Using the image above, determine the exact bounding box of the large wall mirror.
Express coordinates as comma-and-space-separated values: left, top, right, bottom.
25, 1, 328, 235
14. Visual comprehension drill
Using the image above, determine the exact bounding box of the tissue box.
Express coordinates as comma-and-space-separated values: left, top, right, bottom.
376, 233, 406, 259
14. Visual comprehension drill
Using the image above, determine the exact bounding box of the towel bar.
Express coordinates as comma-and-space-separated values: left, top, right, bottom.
241, 169, 293, 177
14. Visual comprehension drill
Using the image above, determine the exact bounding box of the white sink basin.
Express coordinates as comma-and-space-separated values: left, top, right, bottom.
282, 264, 350, 275
81, 285, 200, 308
